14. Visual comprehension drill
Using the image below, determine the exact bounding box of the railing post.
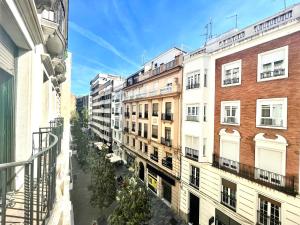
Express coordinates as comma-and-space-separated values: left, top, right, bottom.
1, 169, 7, 225
24, 163, 31, 225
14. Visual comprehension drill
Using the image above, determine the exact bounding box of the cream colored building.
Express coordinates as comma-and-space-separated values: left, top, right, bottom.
122, 48, 184, 212
0, 0, 73, 224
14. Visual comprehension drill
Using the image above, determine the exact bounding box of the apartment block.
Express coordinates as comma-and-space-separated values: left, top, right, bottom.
90, 74, 124, 149
111, 83, 125, 161
76, 94, 90, 114
0, 0, 72, 224
122, 48, 184, 212
180, 4, 300, 225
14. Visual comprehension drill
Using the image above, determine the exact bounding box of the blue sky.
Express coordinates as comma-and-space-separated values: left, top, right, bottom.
69, 0, 299, 96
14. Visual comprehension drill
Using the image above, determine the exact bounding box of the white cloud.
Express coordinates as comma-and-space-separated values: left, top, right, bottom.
69, 21, 139, 68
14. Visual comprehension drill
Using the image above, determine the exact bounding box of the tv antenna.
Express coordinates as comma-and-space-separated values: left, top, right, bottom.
201, 18, 213, 45
227, 13, 238, 29
141, 50, 147, 65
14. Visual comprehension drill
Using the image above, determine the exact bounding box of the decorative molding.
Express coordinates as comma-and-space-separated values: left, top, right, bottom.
14, 0, 44, 45
41, 54, 55, 76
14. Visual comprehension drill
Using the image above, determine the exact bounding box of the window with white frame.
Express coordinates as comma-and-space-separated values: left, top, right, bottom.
185, 135, 200, 160
254, 133, 287, 186
186, 71, 200, 90
256, 98, 287, 129
258, 195, 281, 225
186, 105, 199, 122
221, 60, 241, 87
203, 103, 207, 122
203, 138, 207, 157
258, 46, 288, 82
221, 101, 240, 125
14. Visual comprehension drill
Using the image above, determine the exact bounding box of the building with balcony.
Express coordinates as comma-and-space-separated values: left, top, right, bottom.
0, 0, 72, 224
179, 50, 215, 224
111, 83, 125, 162
180, 4, 300, 225
90, 74, 124, 149
122, 47, 185, 212
76, 94, 90, 115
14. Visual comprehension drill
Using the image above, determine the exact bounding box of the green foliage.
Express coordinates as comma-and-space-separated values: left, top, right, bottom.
108, 177, 151, 225
81, 107, 89, 128
89, 145, 117, 209
70, 110, 79, 124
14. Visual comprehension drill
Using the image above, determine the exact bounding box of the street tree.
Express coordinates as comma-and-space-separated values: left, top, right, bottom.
89, 145, 117, 209
108, 177, 151, 225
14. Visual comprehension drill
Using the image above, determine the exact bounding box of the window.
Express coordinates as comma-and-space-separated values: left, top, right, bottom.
258, 195, 281, 225
221, 179, 236, 210
132, 138, 135, 147
152, 103, 158, 116
204, 69, 208, 87
132, 122, 136, 132
186, 70, 200, 89
221, 101, 240, 125
258, 46, 288, 82
203, 138, 207, 157
152, 125, 158, 139
256, 98, 287, 129
186, 105, 199, 122
203, 103, 207, 122
162, 181, 172, 203
190, 166, 199, 188
144, 144, 148, 153
222, 60, 241, 87
139, 141, 142, 151
153, 147, 158, 156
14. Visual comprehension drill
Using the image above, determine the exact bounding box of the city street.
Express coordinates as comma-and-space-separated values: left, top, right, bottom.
71, 154, 186, 225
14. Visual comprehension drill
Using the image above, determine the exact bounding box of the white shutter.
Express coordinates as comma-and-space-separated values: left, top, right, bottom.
221, 141, 239, 162
0, 27, 15, 75
258, 148, 282, 174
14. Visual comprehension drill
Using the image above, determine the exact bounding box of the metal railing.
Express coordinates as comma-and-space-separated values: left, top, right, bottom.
144, 112, 148, 119
212, 154, 297, 195
0, 117, 64, 225
124, 112, 130, 118
123, 127, 129, 133
186, 83, 200, 90
150, 154, 158, 162
161, 137, 172, 147
186, 115, 199, 122
185, 147, 199, 161
143, 131, 148, 139
162, 158, 173, 170
223, 77, 240, 85
260, 68, 285, 79
161, 113, 173, 121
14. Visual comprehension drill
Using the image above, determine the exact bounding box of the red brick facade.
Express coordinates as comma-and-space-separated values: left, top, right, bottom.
214, 31, 300, 177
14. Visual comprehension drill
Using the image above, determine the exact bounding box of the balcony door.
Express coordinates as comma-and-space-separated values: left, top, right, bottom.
165, 102, 171, 114
165, 127, 171, 140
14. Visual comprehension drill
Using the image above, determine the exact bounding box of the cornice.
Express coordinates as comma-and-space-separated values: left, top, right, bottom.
14, 0, 44, 45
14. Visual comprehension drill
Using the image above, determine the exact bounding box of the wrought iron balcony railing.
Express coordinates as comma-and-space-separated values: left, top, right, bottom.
143, 131, 148, 139
260, 68, 285, 79
161, 137, 172, 147
138, 130, 142, 136
162, 158, 173, 170
123, 127, 129, 133
150, 154, 158, 162
186, 83, 200, 90
185, 147, 199, 161
124, 112, 130, 118
161, 113, 173, 121
212, 154, 297, 195
138, 112, 143, 118
186, 115, 199, 122
0, 117, 64, 225
144, 112, 148, 119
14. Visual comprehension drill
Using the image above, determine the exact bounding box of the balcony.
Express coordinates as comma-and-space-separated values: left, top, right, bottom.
223, 117, 238, 124
260, 68, 285, 79
161, 113, 173, 121
162, 158, 173, 170
161, 137, 172, 147
186, 83, 200, 90
152, 134, 158, 139
138, 112, 143, 118
144, 131, 148, 139
131, 127, 136, 132
123, 127, 129, 133
221, 191, 236, 211
115, 112, 120, 116
150, 154, 158, 162
260, 118, 283, 127
160, 86, 172, 95
185, 147, 199, 161
0, 117, 63, 224
114, 125, 119, 129
189, 175, 199, 189
138, 130, 142, 136
124, 112, 130, 118
212, 154, 297, 195
257, 210, 281, 225
132, 112, 136, 116
144, 112, 148, 119
186, 115, 199, 122
152, 112, 159, 117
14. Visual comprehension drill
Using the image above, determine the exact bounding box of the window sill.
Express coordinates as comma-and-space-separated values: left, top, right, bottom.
256, 125, 287, 130
221, 122, 240, 126
221, 82, 241, 88
257, 74, 288, 82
